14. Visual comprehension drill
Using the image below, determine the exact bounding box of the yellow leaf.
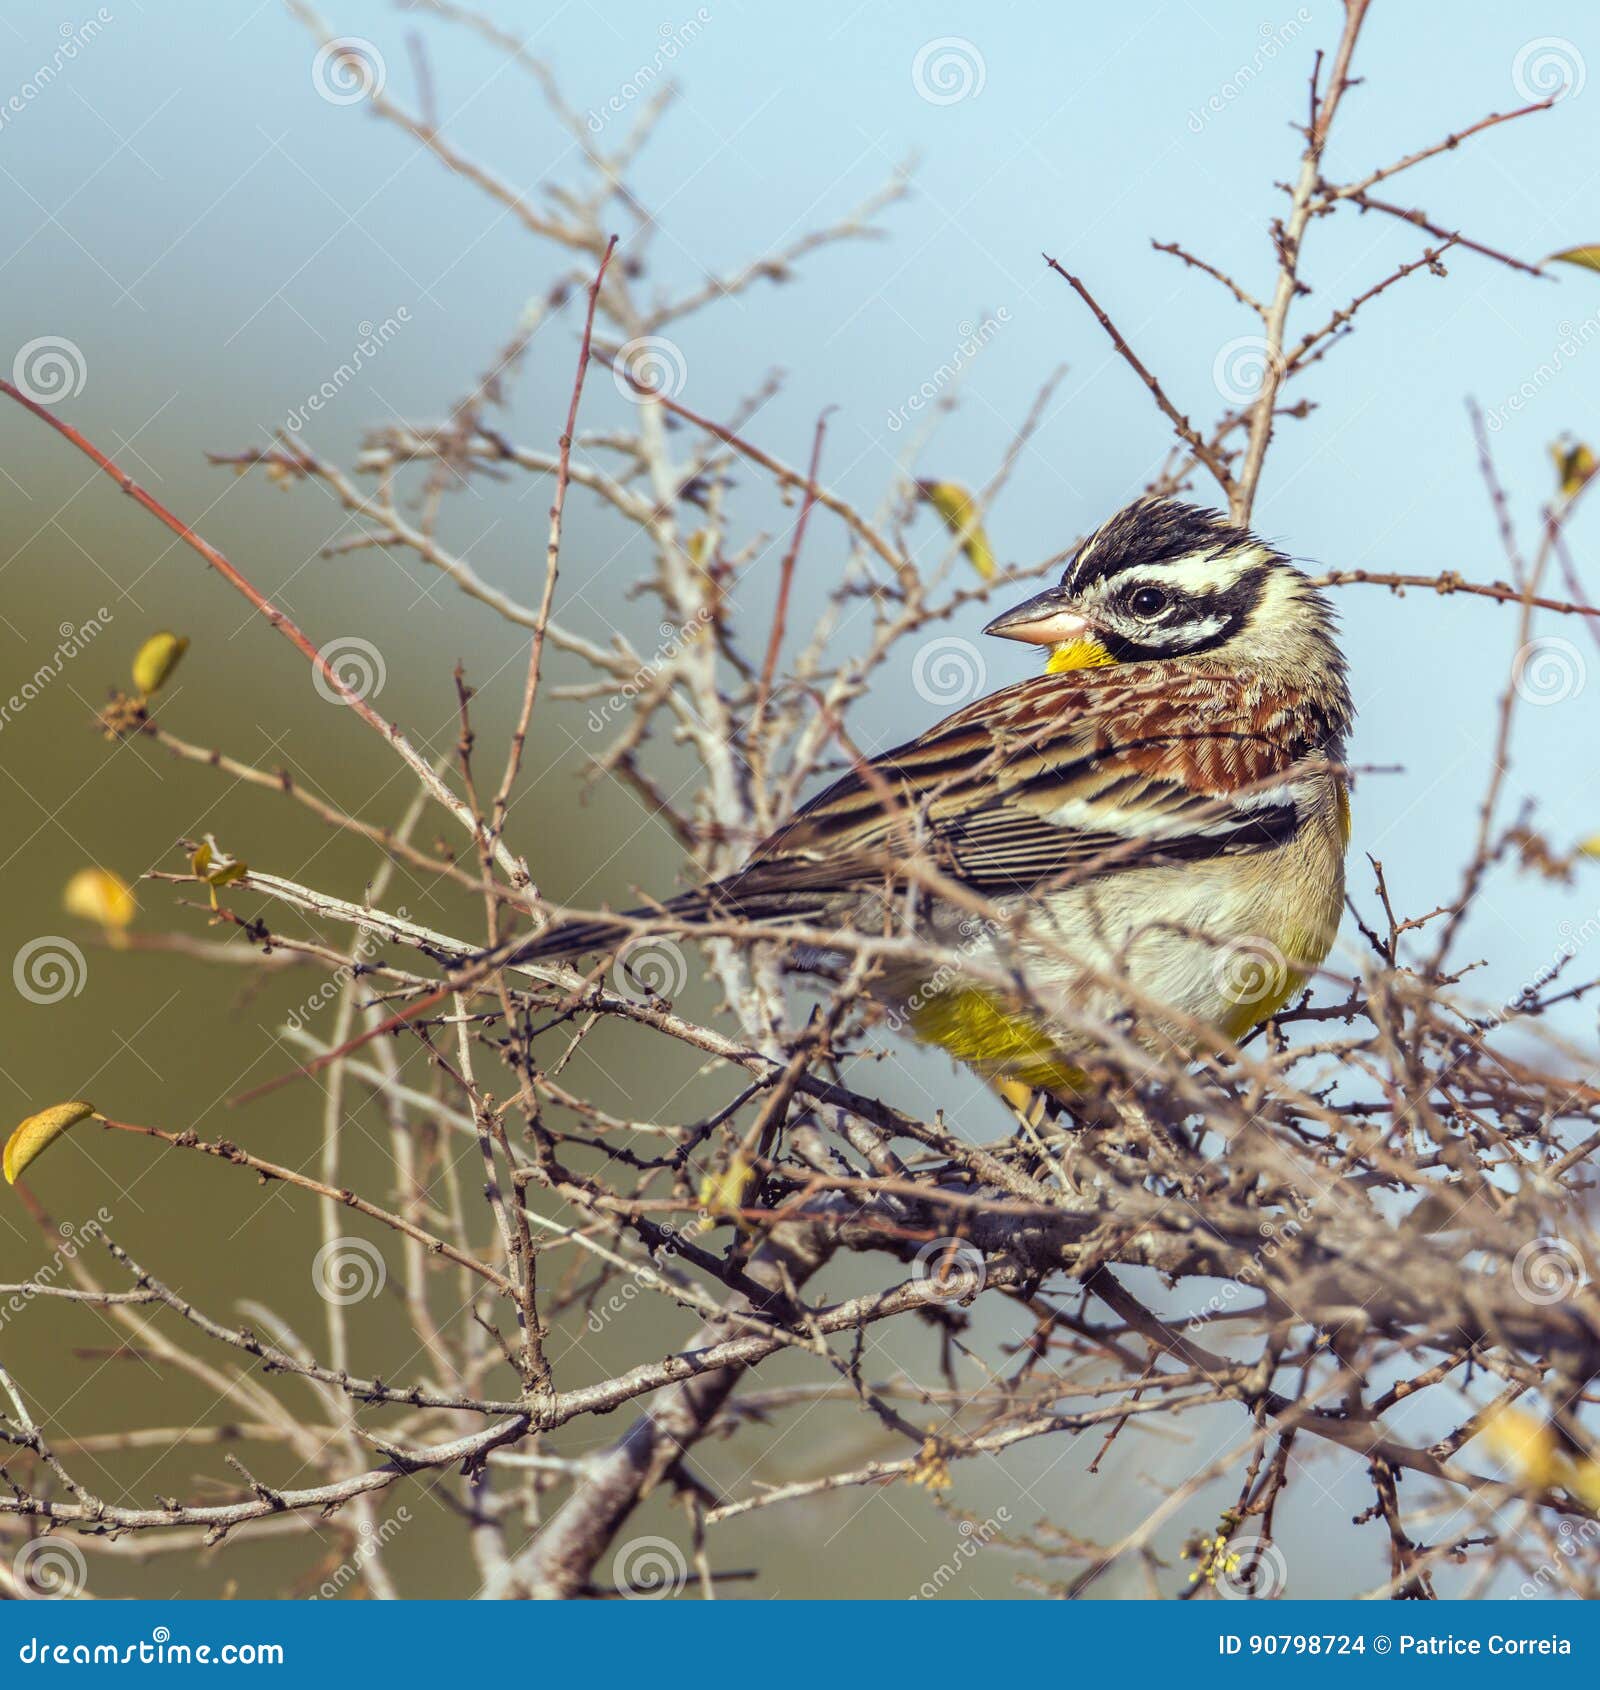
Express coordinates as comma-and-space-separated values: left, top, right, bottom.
131, 631, 189, 697
1565, 1450, 1600, 1512
189, 837, 247, 910
1548, 245, 1600, 275
696, 1151, 755, 1227
1479, 1406, 1600, 1508
907, 1431, 954, 1491
5, 1101, 96, 1185
917, 480, 996, 580
62, 867, 136, 930
1551, 440, 1597, 498
1578, 835, 1600, 860
1479, 1407, 1561, 1490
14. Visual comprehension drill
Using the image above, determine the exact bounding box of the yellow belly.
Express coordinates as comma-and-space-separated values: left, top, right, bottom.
901, 779, 1350, 1092
908, 967, 1291, 1096
905, 986, 1088, 1092
1216, 966, 1305, 1040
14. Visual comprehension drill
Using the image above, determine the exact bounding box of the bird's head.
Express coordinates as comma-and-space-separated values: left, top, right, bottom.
984, 496, 1346, 695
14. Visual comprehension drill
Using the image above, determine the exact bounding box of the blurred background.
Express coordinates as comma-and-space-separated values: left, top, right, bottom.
0, 0, 1596, 1598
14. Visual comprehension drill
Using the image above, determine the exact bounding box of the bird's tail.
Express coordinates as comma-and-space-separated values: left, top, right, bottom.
489, 873, 833, 972
504, 911, 641, 965
489, 902, 675, 971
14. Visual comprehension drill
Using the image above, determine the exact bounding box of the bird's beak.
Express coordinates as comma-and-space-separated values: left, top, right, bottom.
982, 588, 1096, 647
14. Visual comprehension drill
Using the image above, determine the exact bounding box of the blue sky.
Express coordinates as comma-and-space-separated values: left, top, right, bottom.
4, 1, 1596, 1026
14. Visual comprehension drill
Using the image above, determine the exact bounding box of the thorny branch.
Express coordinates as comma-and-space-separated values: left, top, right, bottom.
2, 0, 1597, 1605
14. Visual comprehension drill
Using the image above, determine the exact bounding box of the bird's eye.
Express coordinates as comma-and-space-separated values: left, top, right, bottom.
1128, 586, 1170, 618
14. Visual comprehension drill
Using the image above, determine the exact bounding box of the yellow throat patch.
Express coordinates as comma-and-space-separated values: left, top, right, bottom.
1045, 636, 1116, 673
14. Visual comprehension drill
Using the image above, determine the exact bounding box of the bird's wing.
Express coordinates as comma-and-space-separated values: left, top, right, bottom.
514, 666, 1326, 959
730, 665, 1315, 905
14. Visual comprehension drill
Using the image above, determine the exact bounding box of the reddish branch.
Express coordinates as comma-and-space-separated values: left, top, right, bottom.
752, 409, 831, 736
491, 233, 618, 853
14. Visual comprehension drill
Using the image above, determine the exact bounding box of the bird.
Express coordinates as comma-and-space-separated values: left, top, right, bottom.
511, 497, 1354, 1101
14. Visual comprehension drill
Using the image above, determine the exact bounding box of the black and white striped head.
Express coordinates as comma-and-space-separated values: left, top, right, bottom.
984, 497, 1342, 682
